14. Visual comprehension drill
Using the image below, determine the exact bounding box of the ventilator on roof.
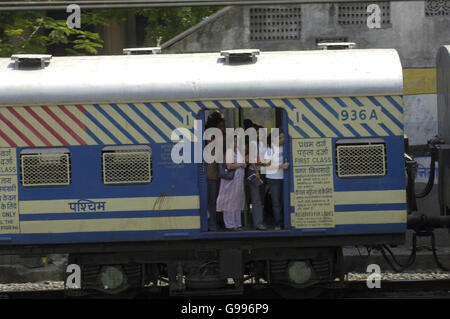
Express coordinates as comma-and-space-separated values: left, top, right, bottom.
123, 47, 161, 55
220, 49, 260, 64
11, 54, 52, 69
317, 42, 356, 50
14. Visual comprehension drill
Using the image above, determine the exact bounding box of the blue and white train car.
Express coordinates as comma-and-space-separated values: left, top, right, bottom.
0, 49, 406, 294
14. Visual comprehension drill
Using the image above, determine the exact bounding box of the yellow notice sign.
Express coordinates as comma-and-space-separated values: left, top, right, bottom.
291, 138, 335, 229
0, 148, 20, 234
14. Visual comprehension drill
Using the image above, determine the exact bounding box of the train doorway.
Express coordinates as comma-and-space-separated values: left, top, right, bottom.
200, 107, 290, 232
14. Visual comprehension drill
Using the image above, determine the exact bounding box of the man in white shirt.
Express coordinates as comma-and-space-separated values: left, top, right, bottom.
264, 131, 289, 230
246, 124, 267, 230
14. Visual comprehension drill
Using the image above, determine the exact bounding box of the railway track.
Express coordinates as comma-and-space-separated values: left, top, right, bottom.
2, 279, 450, 299
318, 279, 450, 299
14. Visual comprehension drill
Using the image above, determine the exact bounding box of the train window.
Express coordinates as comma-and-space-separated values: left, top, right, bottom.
335, 138, 387, 178
20, 148, 71, 187
102, 145, 152, 185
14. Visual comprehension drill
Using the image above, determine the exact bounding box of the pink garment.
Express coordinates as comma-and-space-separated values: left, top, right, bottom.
223, 210, 242, 229
216, 149, 245, 214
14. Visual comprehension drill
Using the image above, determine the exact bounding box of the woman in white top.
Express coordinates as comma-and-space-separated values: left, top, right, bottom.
264, 131, 289, 230
216, 136, 247, 230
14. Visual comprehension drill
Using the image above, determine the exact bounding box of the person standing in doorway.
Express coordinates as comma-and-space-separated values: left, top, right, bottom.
205, 111, 225, 231
246, 124, 268, 230
216, 136, 246, 231
264, 130, 289, 230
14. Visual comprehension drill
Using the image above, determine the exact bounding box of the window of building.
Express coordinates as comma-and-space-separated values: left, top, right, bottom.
249, 7, 302, 41
338, 2, 391, 27
425, 0, 450, 16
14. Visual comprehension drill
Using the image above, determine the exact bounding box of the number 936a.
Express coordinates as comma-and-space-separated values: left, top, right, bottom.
340, 109, 378, 121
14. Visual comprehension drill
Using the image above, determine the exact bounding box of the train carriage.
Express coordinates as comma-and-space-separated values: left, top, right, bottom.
0, 48, 406, 294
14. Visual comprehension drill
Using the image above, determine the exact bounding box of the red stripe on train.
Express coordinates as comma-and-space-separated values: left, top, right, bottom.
42, 105, 86, 145
58, 105, 86, 131
0, 128, 17, 147
7, 107, 52, 146
0, 112, 34, 146
24, 106, 69, 145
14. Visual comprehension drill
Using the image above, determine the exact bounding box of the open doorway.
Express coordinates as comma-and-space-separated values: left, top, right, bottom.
201, 107, 289, 232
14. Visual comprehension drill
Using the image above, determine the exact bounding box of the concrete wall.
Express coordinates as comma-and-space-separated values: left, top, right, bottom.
165, 2, 450, 68
164, 7, 248, 53
404, 94, 438, 145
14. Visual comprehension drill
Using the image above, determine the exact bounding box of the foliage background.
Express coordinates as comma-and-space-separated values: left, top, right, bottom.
0, 6, 219, 56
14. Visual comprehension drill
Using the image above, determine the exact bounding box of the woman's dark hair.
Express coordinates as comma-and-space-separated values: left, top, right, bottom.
205, 111, 224, 129
244, 119, 253, 130
267, 128, 283, 148
267, 133, 272, 148
253, 123, 263, 131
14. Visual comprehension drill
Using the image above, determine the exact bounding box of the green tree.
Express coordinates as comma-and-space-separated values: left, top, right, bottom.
0, 7, 219, 56
0, 10, 123, 57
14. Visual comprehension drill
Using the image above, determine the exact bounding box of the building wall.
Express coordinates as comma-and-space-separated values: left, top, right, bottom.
165, 2, 450, 67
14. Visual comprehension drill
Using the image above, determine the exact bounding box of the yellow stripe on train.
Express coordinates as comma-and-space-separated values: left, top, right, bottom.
20, 216, 201, 234
290, 190, 406, 207
334, 210, 406, 225
334, 190, 406, 205
20, 196, 200, 214
289, 210, 406, 226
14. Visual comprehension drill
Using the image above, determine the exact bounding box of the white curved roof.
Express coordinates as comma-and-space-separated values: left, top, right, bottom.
0, 49, 403, 105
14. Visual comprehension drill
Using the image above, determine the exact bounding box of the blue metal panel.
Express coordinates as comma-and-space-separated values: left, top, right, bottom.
333, 136, 406, 192
18, 144, 200, 201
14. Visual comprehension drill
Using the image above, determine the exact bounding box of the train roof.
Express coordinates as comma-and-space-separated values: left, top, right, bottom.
0, 49, 403, 105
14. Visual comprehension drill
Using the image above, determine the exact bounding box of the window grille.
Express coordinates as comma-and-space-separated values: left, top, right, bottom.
21, 152, 71, 186
249, 7, 301, 41
338, 2, 391, 26
336, 144, 386, 178
102, 147, 152, 185
425, 0, 450, 16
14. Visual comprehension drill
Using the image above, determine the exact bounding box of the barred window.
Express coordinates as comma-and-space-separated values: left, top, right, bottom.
102, 145, 152, 185
336, 142, 386, 178
338, 2, 391, 27
20, 149, 71, 187
249, 7, 301, 41
425, 0, 450, 16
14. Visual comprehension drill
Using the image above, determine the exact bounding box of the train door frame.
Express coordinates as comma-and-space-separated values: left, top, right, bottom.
282, 110, 291, 230
198, 107, 291, 232
198, 109, 209, 232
